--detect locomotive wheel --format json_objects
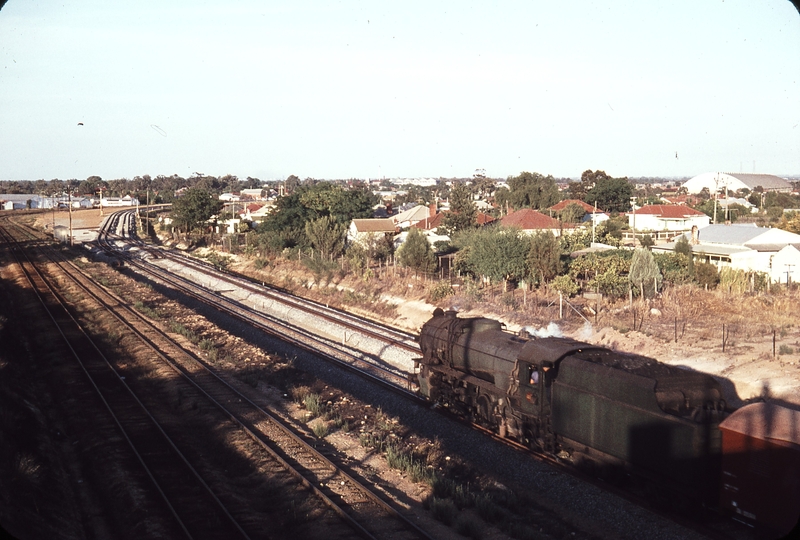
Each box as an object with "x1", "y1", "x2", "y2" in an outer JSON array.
[{"x1": 475, "y1": 395, "x2": 494, "y2": 427}]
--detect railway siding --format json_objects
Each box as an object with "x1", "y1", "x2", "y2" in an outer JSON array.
[{"x1": 148, "y1": 256, "x2": 420, "y2": 373}]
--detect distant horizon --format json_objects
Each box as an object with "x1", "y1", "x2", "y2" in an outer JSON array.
[{"x1": 3, "y1": 171, "x2": 800, "y2": 187}]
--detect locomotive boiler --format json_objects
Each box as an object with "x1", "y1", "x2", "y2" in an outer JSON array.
[{"x1": 417, "y1": 308, "x2": 729, "y2": 503}]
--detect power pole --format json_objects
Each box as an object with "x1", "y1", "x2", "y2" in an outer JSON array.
[{"x1": 68, "y1": 189, "x2": 73, "y2": 246}]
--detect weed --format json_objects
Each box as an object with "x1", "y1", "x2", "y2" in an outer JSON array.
[
  {"x1": 303, "y1": 393, "x2": 324, "y2": 417},
  {"x1": 431, "y1": 477, "x2": 474, "y2": 508},
  {"x1": 169, "y1": 321, "x2": 199, "y2": 344},
  {"x1": 359, "y1": 432, "x2": 387, "y2": 451},
  {"x1": 290, "y1": 385, "x2": 311, "y2": 402},
  {"x1": 133, "y1": 301, "x2": 160, "y2": 319},
  {"x1": 428, "y1": 497, "x2": 459, "y2": 526},
  {"x1": 474, "y1": 494, "x2": 505, "y2": 523},
  {"x1": 312, "y1": 422, "x2": 329, "y2": 439},
  {"x1": 779, "y1": 344, "x2": 794, "y2": 355},
  {"x1": 385, "y1": 445, "x2": 435, "y2": 484},
  {"x1": 454, "y1": 513, "x2": 484, "y2": 539}
]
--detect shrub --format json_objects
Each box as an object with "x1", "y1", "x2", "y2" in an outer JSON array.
[
  {"x1": 430, "y1": 281, "x2": 455, "y2": 302},
  {"x1": 694, "y1": 262, "x2": 719, "y2": 289},
  {"x1": 779, "y1": 344, "x2": 794, "y2": 355}
]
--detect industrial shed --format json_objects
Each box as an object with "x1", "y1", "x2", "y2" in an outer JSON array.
[{"x1": 682, "y1": 173, "x2": 792, "y2": 195}]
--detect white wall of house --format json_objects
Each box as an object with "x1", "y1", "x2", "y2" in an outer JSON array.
[
  {"x1": 630, "y1": 214, "x2": 710, "y2": 232},
  {"x1": 770, "y1": 245, "x2": 800, "y2": 284}
]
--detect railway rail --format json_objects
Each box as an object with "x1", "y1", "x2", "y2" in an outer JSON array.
[
  {"x1": 97, "y1": 210, "x2": 422, "y2": 395},
  {"x1": 0, "y1": 217, "x2": 437, "y2": 540}
]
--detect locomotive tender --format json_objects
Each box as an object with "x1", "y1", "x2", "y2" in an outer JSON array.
[{"x1": 417, "y1": 308, "x2": 728, "y2": 503}]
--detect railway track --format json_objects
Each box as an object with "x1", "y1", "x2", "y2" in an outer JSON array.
[
  {"x1": 97, "y1": 210, "x2": 422, "y2": 394},
  {"x1": 0, "y1": 217, "x2": 437, "y2": 540}
]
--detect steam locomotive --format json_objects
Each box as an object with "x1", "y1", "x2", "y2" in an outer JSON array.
[{"x1": 417, "y1": 309, "x2": 800, "y2": 537}]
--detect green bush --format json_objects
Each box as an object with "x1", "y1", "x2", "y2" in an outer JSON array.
[
  {"x1": 430, "y1": 281, "x2": 455, "y2": 302},
  {"x1": 694, "y1": 262, "x2": 719, "y2": 289}
]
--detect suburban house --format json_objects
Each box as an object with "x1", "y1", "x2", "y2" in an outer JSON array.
[
  {"x1": 346, "y1": 218, "x2": 397, "y2": 246},
  {"x1": 627, "y1": 205, "x2": 711, "y2": 241},
  {"x1": 242, "y1": 203, "x2": 272, "y2": 222},
  {"x1": 391, "y1": 204, "x2": 435, "y2": 228},
  {"x1": 395, "y1": 209, "x2": 496, "y2": 251},
  {"x1": 499, "y1": 208, "x2": 574, "y2": 236},
  {"x1": 239, "y1": 188, "x2": 267, "y2": 200},
  {"x1": 549, "y1": 199, "x2": 609, "y2": 226},
  {"x1": 652, "y1": 223, "x2": 800, "y2": 284}
]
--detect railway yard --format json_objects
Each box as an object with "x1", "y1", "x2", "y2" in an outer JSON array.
[{"x1": 1, "y1": 208, "x2": 798, "y2": 540}]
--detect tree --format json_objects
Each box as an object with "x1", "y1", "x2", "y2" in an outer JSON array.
[
  {"x1": 171, "y1": 188, "x2": 223, "y2": 233},
  {"x1": 559, "y1": 202, "x2": 586, "y2": 224},
  {"x1": 504, "y1": 171, "x2": 560, "y2": 211},
  {"x1": 396, "y1": 228, "x2": 436, "y2": 276},
  {"x1": 456, "y1": 227, "x2": 529, "y2": 289},
  {"x1": 585, "y1": 174, "x2": 633, "y2": 213},
  {"x1": 442, "y1": 182, "x2": 477, "y2": 234},
  {"x1": 629, "y1": 248, "x2": 662, "y2": 298},
  {"x1": 305, "y1": 216, "x2": 346, "y2": 259},
  {"x1": 674, "y1": 234, "x2": 694, "y2": 277},
  {"x1": 527, "y1": 232, "x2": 562, "y2": 286},
  {"x1": 638, "y1": 234, "x2": 654, "y2": 249}
]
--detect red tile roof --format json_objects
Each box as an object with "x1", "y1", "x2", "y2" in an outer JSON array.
[
  {"x1": 549, "y1": 199, "x2": 599, "y2": 213},
  {"x1": 412, "y1": 211, "x2": 496, "y2": 230},
  {"x1": 500, "y1": 208, "x2": 566, "y2": 230},
  {"x1": 630, "y1": 205, "x2": 707, "y2": 218}
]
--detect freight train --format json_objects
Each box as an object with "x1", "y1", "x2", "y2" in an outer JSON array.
[{"x1": 417, "y1": 309, "x2": 800, "y2": 538}]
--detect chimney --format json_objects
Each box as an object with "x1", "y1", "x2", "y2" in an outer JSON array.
[
  {"x1": 429, "y1": 202, "x2": 437, "y2": 217},
  {"x1": 691, "y1": 225, "x2": 699, "y2": 245}
]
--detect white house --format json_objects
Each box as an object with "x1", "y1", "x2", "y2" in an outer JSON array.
[
  {"x1": 628, "y1": 205, "x2": 710, "y2": 240},
  {"x1": 346, "y1": 218, "x2": 397, "y2": 246},
  {"x1": 653, "y1": 223, "x2": 800, "y2": 284}
]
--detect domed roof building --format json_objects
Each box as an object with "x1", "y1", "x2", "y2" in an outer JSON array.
[{"x1": 682, "y1": 172, "x2": 791, "y2": 194}]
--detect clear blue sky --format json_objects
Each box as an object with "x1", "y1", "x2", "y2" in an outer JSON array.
[{"x1": 1, "y1": 0, "x2": 799, "y2": 182}]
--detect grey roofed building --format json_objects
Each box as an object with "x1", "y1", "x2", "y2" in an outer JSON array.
[
  {"x1": 682, "y1": 172, "x2": 792, "y2": 194},
  {"x1": 653, "y1": 223, "x2": 800, "y2": 284}
]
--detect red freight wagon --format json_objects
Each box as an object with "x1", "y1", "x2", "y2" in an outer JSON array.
[{"x1": 719, "y1": 402, "x2": 800, "y2": 538}]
